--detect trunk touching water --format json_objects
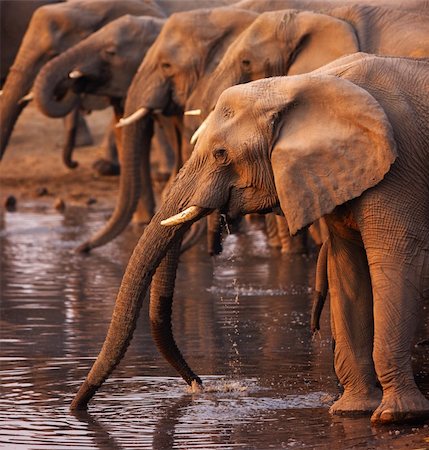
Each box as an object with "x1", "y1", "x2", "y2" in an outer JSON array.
[
  {"x1": 33, "y1": 47, "x2": 81, "y2": 118},
  {"x1": 150, "y1": 240, "x2": 202, "y2": 385},
  {"x1": 76, "y1": 117, "x2": 155, "y2": 253},
  {"x1": 71, "y1": 188, "x2": 208, "y2": 410}
]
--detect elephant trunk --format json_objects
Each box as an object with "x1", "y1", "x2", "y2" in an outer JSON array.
[
  {"x1": 0, "y1": 49, "x2": 39, "y2": 158},
  {"x1": 150, "y1": 240, "x2": 202, "y2": 386},
  {"x1": 76, "y1": 116, "x2": 155, "y2": 253},
  {"x1": 71, "y1": 186, "x2": 210, "y2": 410},
  {"x1": 33, "y1": 46, "x2": 81, "y2": 118},
  {"x1": 207, "y1": 211, "x2": 223, "y2": 255}
]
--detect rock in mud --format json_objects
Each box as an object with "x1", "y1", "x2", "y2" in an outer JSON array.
[{"x1": 4, "y1": 195, "x2": 17, "y2": 211}]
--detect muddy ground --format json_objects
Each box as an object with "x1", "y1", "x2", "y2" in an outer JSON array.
[{"x1": 1, "y1": 105, "x2": 121, "y2": 210}]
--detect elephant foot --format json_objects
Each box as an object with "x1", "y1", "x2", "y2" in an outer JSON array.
[
  {"x1": 370, "y1": 390, "x2": 429, "y2": 424},
  {"x1": 330, "y1": 388, "x2": 382, "y2": 416},
  {"x1": 92, "y1": 159, "x2": 120, "y2": 176}
]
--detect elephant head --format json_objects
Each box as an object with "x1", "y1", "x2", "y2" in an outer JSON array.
[
  {"x1": 0, "y1": 0, "x2": 165, "y2": 159},
  {"x1": 33, "y1": 14, "x2": 165, "y2": 168},
  {"x1": 71, "y1": 54, "x2": 398, "y2": 410},
  {"x1": 34, "y1": 15, "x2": 165, "y2": 118},
  {"x1": 200, "y1": 8, "x2": 359, "y2": 115},
  {"x1": 77, "y1": 7, "x2": 259, "y2": 252}
]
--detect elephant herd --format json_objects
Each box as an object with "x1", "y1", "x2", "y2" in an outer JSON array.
[{"x1": 1, "y1": 0, "x2": 429, "y2": 426}]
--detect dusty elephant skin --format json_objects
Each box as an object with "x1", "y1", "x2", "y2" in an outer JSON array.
[
  {"x1": 70, "y1": 54, "x2": 429, "y2": 425},
  {"x1": 76, "y1": 6, "x2": 259, "y2": 252}
]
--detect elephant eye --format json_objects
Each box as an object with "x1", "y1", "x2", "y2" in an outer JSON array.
[
  {"x1": 104, "y1": 48, "x2": 116, "y2": 57},
  {"x1": 161, "y1": 62, "x2": 172, "y2": 69},
  {"x1": 241, "y1": 59, "x2": 251, "y2": 68},
  {"x1": 213, "y1": 148, "x2": 228, "y2": 164}
]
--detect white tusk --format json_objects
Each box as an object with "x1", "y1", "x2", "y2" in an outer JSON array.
[
  {"x1": 115, "y1": 107, "x2": 149, "y2": 128},
  {"x1": 0, "y1": 90, "x2": 3, "y2": 96},
  {"x1": 69, "y1": 70, "x2": 83, "y2": 79},
  {"x1": 161, "y1": 206, "x2": 202, "y2": 226},
  {"x1": 184, "y1": 109, "x2": 201, "y2": 116},
  {"x1": 18, "y1": 92, "x2": 34, "y2": 104},
  {"x1": 190, "y1": 119, "x2": 208, "y2": 145}
]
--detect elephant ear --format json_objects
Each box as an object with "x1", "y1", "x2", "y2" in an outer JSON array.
[
  {"x1": 286, "y1": 11, "x2": 359, "y2": 76},
  {"x1": 270, "y1": 74, "x2": 397, "y2": 235}
]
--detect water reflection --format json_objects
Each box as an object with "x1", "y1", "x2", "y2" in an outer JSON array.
[{"x1": 1, "y1": 205, "x2": 428, "y2": 449}]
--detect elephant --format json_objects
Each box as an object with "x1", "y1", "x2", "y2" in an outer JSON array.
[
  {"x1": 0, "y1": 0, "x2": 63, "y2": 85},
  {"x1": 70, "y1": 53, "x2": 429, "y2": 425},
  {"x1": 75, "y1": 6, "x2": 260, "y2": 252},
  {"x1": 0, "y1": 0, "x2": 234, "y2": 160},
  {"x1": 33, "y1": 15, "x2": 166, "y2": 171},
  {"x1": 234, "y1": 0, "x2": 429, "y2": 13},
  {"x1": 199, "y1": 4, "x2": 429, "y2": 118},
  {"x1": 0, "y1": 0, "x2": 166, "y2": 161},
  {"x1": 187, "y1": 3, "x2": 429, "y2": 253}
]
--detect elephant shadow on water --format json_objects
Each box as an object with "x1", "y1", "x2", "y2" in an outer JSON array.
[{"x1": 70, "y1": 53, "x2": 429, "y2": 426}]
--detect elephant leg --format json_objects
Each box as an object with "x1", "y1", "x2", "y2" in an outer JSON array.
[
  {"x1": 74, "y1": 112, "x2": 93, "y2": 147},
  {"x1": 265, "y1": 213, "x2": 281, "y2": 248},
  {"x1": 328, "y1": 231, "x2": 381, "y2": 416},
  {"x1": 275, "y1": 216, "x2": 307, "y2": 254},
  {"x1": 366, "y1": 249, "x2": 429, "y2": 424}
]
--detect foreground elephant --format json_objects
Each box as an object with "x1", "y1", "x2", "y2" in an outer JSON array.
[
  {"x1": 190, "y1": 3, "x2": 429, "y2": 253},
  {"x1": 76, "y1": 6, "x2": 260, "y2": 252},
  {"x1": 71, "y1": 53, "x2": 429, "y2": 424}
]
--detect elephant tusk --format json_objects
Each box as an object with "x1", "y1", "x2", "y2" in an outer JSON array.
[
  {"x1": 184, "y1": 109, "x2": 201, "y2": 116},
  {"x1": 69, "y1": 70, "x2": 84, "y2": 79},
  {"x1": 115, "y1": 107, "x2": 149, "y2": 128},
  {"x1": 0, "y1": 90, "x2": 3, "y2": 96},
  {"x1": 18, "y1": 92, "x2": 34, "y2": 104},
  {"x1": 161, "y1": 206, "x2": 202, "y2": 226},
  {"x1": 190, "y1": 117, "x2": 209, "y2": 145}
]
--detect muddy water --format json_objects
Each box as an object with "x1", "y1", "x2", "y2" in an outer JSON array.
[{"x1": 1, "y1": 203, "x2": 428, "y2": 449}]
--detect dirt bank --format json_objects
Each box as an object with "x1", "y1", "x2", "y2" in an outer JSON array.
[{"x1": 0, "y1": 105, "x2": 119, "y2": 211}]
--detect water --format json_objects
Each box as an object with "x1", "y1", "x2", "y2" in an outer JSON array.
[{"x1": 1, "y1": 203, "x2": 428, "y2": 449}]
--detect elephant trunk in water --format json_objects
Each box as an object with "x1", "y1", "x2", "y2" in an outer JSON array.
[
  {"x1": 150, "y1": 240, "x2": 202, "y2": 385},
  {"x1": 76, "y1": 116, "x2": 155, "y2": 253},
  {"x1": 71, "y1": 178, "x2": 209, "y2": 409}
]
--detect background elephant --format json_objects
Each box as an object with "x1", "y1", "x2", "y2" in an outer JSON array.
[
  {"x1": 0, "y1": 0, "x2": 166, "y2": 160},
  {"x1": 33, "y1": 15, "x2": 166, "y2": 172},
  {"x1": 70, "y1": 53, "x2": 429, "y2": 425},
  {"x1": 0, "y1": 0, "x2": 63, "y2": 85},
  {"x1": 234, "y1": 0, "x2": 429, "y2": 13},
  {"x1": 0, "y1": 0, "x2": 234, "y2": 160},
  {"x1": 76, "y1": 6, "x2": 260, "y2": 252}
]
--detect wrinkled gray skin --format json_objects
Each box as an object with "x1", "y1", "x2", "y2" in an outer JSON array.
[
  {"x1": 76, "y1": 6, "x2": 260, "y2": 252},
  {"x1": 33, "y1": 15, "x2": 166, "y2": 169},
  {"x1": 0, "y1": 0, "x2": 166, "y2": 160},
  {"x1": 70, "y1": 54, "x2": 429, "y2": 425}
]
